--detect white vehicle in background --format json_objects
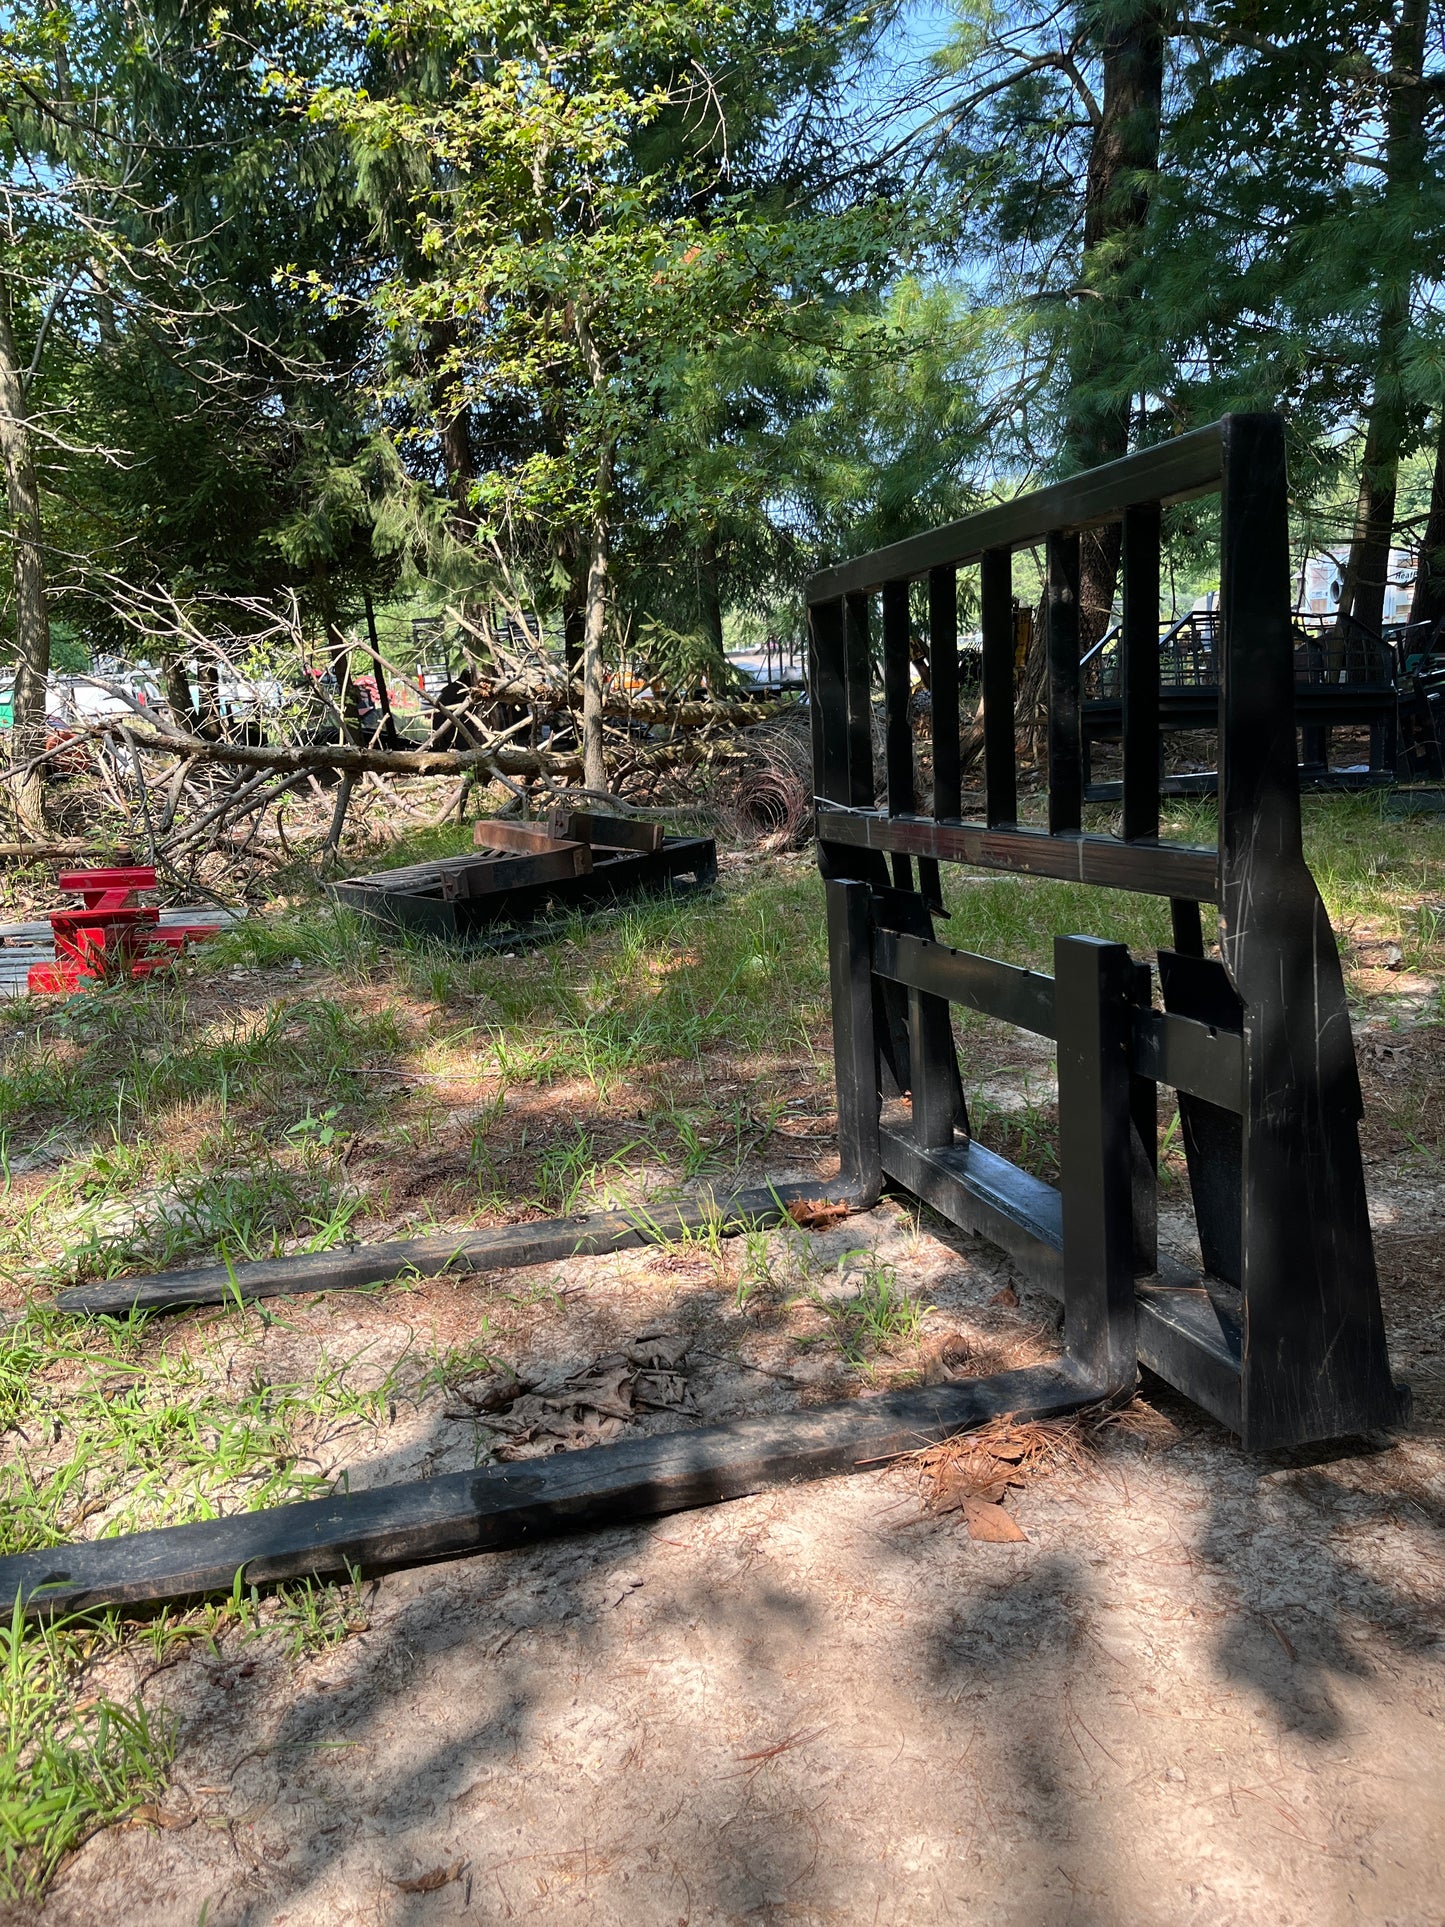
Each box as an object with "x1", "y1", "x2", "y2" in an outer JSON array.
[
  {"x1": 0, "y1": 670, "x2": 166, "y2": 731},
  {"x1": 50, "y1": 673, "x2": 166, "y2": 726},
  {"x1": 0, "y1": 663, "x2": 285, "y2": 738}
]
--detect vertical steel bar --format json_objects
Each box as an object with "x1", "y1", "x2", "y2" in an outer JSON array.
[
  {"x1": 881, "y1": 579, "x2": 914, "y2": 815},
  {"x1": 929, "y1": 567, "x2": 961, "y2": 821},
  {"x1": 844, "y1": 590, "x2": 874, "y2": 810},
  {"x1": 1047, "y1": 532, "x2": 1083, "y2": 834},
  {"x1": 1121, "y1": 502, "x2": 1161, "y2": 842},
  {"x1": 981, "y1": 547, "x2": 1017, "y2": 828},
  {"x1": 807, "y1": 599, "x2": 849, "y2": 807},
  {"x1": 826, "y1": 879, "x2": 882, "y2": 1204},
  {"x1": 881, "y1": 578, "x2": 915, "y2": 890},
  {"x1": 907, "y1": 985, "x2": 957, "y2": 1149},
  {"x1": 1129, "y1": 959, "x2": 1158, "y2": 1275},
  {"x1": 1218, "y1": 411, "x2": 1399, "y2": 1445},
  {"x1": 1168, "y1": 899, "x2": 1205, "y2": 956},
  {"x1": 1055, "y1": 934, "x2": 1138, "y2": 1396}
]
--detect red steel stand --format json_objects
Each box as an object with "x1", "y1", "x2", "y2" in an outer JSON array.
[{"x1": 27, "y1": 867, "x2": 219, "y2": 994}]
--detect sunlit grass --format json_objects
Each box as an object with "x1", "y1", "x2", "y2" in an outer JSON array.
[
  {"x1": 0, "y1": 1305, "x2": 406, "y2": 1555},
  {"x1": 0, "y1": 1598, "x2": 173, "y2": 1900}
]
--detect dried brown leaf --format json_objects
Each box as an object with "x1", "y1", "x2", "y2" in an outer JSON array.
[
  {"x1": 785, "y1": 1198, "x2": 849, "y2": 1229},
  {"x1": 454, "y1": 1370, "x2": 526, "y2": 1414},
  {"x1": 960, "y1": 1497, "x2": 1028, "y2": 1542},
  {"x1": 394, "y1": 1860, "x2": 468, "y2": 1894},
  {"x1": 918, "y1": 1330, "x2": 973, "y2": 1383},
  {"x1": 128, "y1": 1804, "x2": 193, "y2": 1831},
  {"x1": 628, "y1": 1331, "x2": 691, "y2": 1371}
]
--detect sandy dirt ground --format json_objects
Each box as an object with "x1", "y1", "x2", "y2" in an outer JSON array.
[{"x1": 14, "y1": 1126, "x2": 1445, "y2": 1927}]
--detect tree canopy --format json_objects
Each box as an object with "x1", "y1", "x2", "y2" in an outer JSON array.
[{"x1": 2, "y1": 0, "x2": 1444, "y2": 803}]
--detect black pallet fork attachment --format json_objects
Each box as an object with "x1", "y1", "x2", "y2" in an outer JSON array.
[
  {"x1": 0, "y1": 414, "x2": 1402, "y2": 1621},
  {"x1": 809, "y1": 411, "x2": 1408, "y2": 1454}
]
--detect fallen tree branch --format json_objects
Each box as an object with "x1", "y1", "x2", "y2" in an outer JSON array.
[
  {"x1": 471, "y1": 682, "x2": 796, "y2": 729},
  {"x1": 82, "y1": 719, "x2": 585, "y2": 781},
  {"x1": 0, "y1": 841, "x2": 137, "y2": 860},
  {"x1": 82, "y1": 717, "x2": 765, "y2": 784}
]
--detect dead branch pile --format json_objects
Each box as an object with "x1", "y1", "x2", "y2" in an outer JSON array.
[{"x1": 0, "y1": 585, "x2": 804, "y2": 888}]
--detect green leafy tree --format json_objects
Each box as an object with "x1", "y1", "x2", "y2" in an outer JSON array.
[{"x1": 311, "y1": 0, "x2": 904, "y2": 787}]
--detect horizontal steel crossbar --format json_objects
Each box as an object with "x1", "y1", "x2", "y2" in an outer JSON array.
[
  {"x1": 816, "y1": 806, "x2": 1220, "y2": 901},
  {"x1": 872, "y1": 928, "x2": 1245, "y2": 1111},
  {"x1": 879, "y1": 1128, "x2": 1063, "y2": 1291},
  {"x1": 807, "y1": 424, "x2": 1225, "y2": 600},
  {"x1": 872, "y1": 928, "x2": 1055, "y2": 1034}
]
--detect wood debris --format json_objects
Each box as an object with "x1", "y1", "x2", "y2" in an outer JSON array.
[
  {"x1": 393, "y1": 1859, "x2": 469, "y2": 1894},
  {"x1": 918, "y1": 1329, "x2": 974, "y2": 1383},
  {"x1": 785, "y1": 1197, "x2": 850, "y2": 1229}
]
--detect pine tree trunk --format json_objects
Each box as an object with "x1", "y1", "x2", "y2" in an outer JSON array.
[
  {"x1": 427, "y1": 320, "x2": 477, "y2": 543},
  {"x1": 1409, "y1": 410, "x2": 1445, "y2": 629},
  {"x1": 573, "y1": 305, "x2": 613, "y2": 796},
  {"x1": 1066, "y1": 0, "x2": 1164, "y2": 647},
  {"x1": 699, "y1": 534, "x2": 724, "y2": 667},
  {"x1": 0, "y1": 273, "x2": 51, "y2": 833},
  {"x1": 582, "y1": 446, "x2": 613, "y2": 796},
  {"x1": 1336, "y1": 0, "x2": 1429, "y2": 642},
  {"x1": 1021, "y1": 0, "x2": 1164, "y2": 740}
]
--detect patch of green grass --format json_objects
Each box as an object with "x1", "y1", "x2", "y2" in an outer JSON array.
[
  {"x1": 812, "y1": 1251, "x2": 928, "y2": 1364},
  {"x1": 384, "y1": 880, "x2": 832, "y2": 1093},
  {"x1": 0, "y1": 1308, "x2": 403, "y2": 1557},
  {"x1": 200, "y1": 903, "x2": 380, "y2": 978},
  {"x1": 0, "y1": 1125, "x2": 367, "y2": 1291},
  {"x1": 0, "y1": 986, "x2": 403, "y2": 1149},
  {"x1": 734, "y1": 1228, "x2": 779, "y2": 1313},
  {"x1": 968, "y1": 1087, "x2": 1060, "y2": 1182},
  {"x1": 0, "y1": 1598, "x2": 173, "y2": 1901},
  {"x1": 259, "y1": 1570, "x2": 372, "y2": 1662}
]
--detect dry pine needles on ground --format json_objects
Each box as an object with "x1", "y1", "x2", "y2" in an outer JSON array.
[{"x1": 905, "y1": 1401, "x2": 1180, "y2": 1542}]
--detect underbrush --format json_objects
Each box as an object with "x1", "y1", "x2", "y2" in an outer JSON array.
[{"x1": 0, "y1": 1600, "x2": 172, "y2": 1901}]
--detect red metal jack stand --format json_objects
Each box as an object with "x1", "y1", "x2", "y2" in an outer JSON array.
[{"x1": 27, "y1": 867, "x2": 219, "y2": 994}]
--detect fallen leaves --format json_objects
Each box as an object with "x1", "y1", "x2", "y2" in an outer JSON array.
[
  {"x1": 446, "y1": 1328, "x2": 696, "y2": 1459},
  {"x1": 127, "y1": 1803, "x2": 193, "y2": 1831},
  {"x1": 958, "y1": 1494, "x2": 1028, "y2": 1542},
  {"x1": 908, "y1": 1414, "x2": 1089, "y2": 1542},
  {"x1": 918, "y1": 1328, "x2": 973, "y2": 1383},
  {"x1": 785, "y1": 1197, "x2": 850, "y2": 1230},
  {"x1": 393, "y1": 1859, "x2": 468, "y2": 1894}
]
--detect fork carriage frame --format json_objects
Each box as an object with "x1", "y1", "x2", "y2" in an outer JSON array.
[
  {"x1": 809, "y1": 412, "x2": 1407, "y2": 1451},
  {"x1": 0, "y1": 417, "x2": 1412, "y2": 1621}
]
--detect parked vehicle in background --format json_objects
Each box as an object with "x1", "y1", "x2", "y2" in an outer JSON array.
[{"x1": 0, "y1": 670, "x2": 166, "y2": 731}]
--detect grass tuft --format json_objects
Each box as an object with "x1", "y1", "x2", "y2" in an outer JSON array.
[{"x1": 0, "y1": 1597, "x2": 173, "y2": 1900}]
